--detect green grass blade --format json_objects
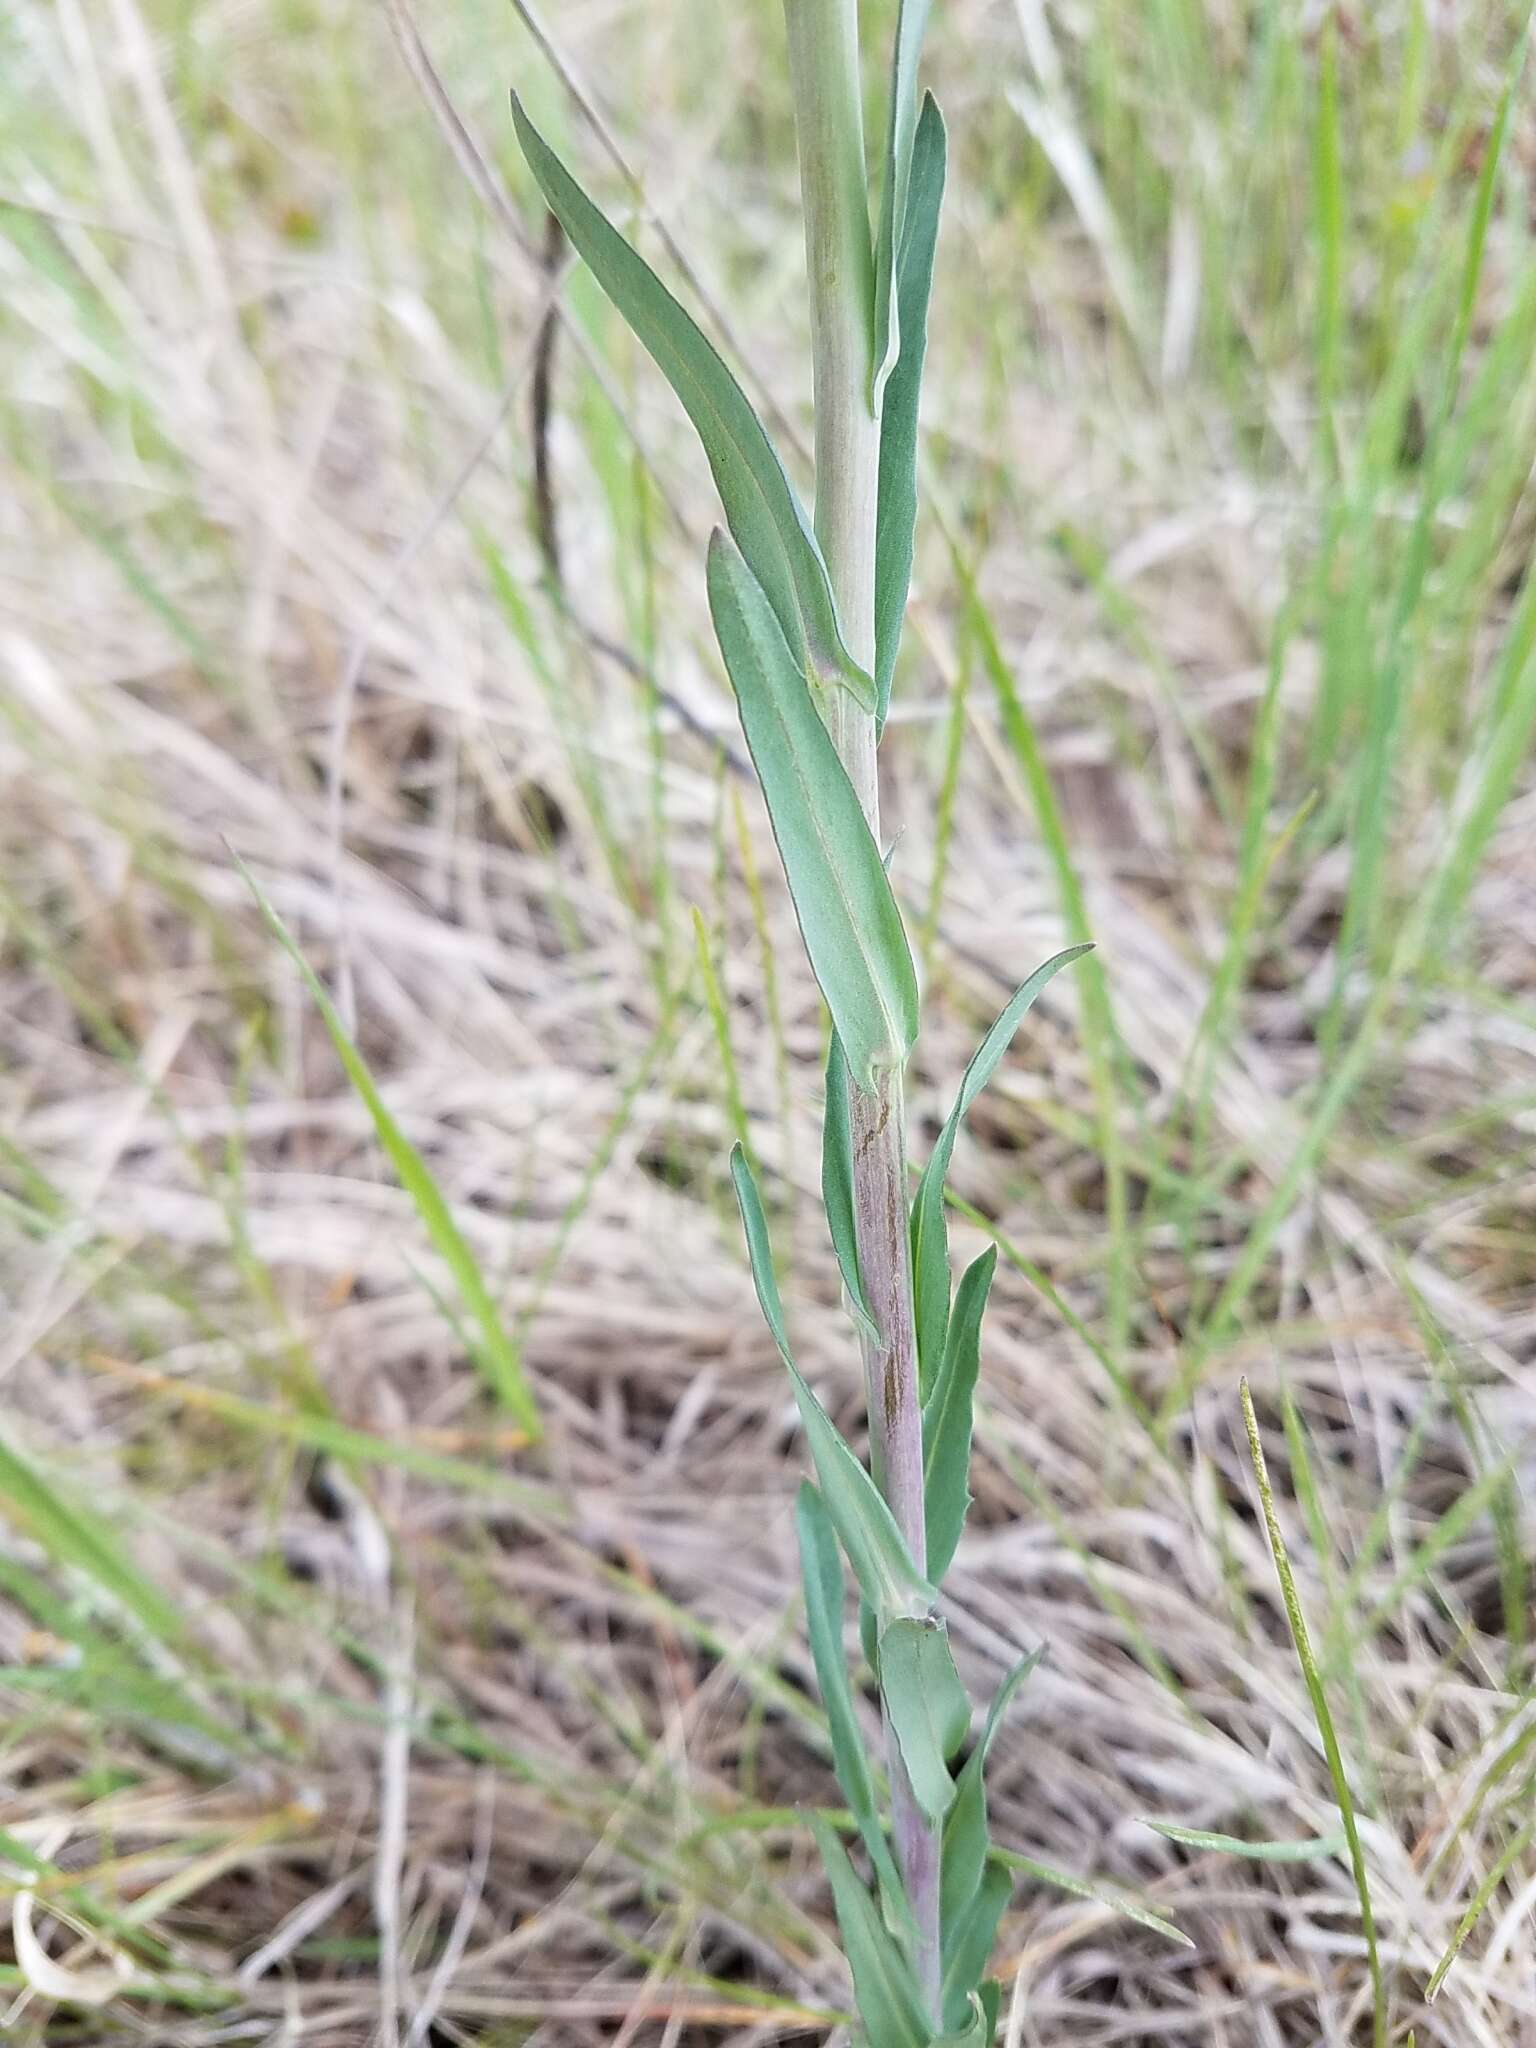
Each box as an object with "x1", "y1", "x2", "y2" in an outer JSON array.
[
  {"x1": 944, "y1": 498, "x2": 1129, "y2": 1355},
  {"x1": 1426, "y1": 549, "x2": 1536, "y2": 933},
  {"x1": 509, "y1": 94, "x2": 871, "y2": 707},
  {"x1": 1324, "y1": 19, "x2": 1530, "y2": 1033},
  {"x1": 1311, "y1": 11, "x2": 1344, "y2": 479},
  {"x1": 874, "y1": 92, "x2": 946, "y2": 726},
  {"x1": 97, "y1": 1360, "x2": 556, "y2": 1509},
  {"x1": 0, "y1": 1550, "x2": 224, "y2": 1746},
  {"x1": 708, "y1": 533, "x2": 919, "y2": 1092},
  {"x1": 1355, "y1": 1451, "x2": 1520, "y2": 1649},
  {"x1": 1240, "y1": 1380, "x2": 1386, "y2": 2047},
  {"x1": 1167, "y1": 984, "x2": 1395, "y2": 1407},
  {"x1": 0, "y1": 1435, "x2": 185, "y2": 1649},
  {"x1": 1440, "y1": 17, "x2": 1531, "y2": 408},
  {"x1": 922, "y1": 1246, "x2": 995, "y2": 1585},
  {"x1": 921, "y1": 620, "x2": 973, "y2": 966},
  {"x1": 1426, "y1": 1811, "x2": 1536, "y2": 1999},
  {"x1": 1140, "y1": 1819, "x2": 1348, "y2": 1863},
  {"x1": 990, "y1": 1850, "x2": 1192, "y2": 1948},
  {"x1": 239, "y1": 861, "x2": 541, "y2": 1435},
  {"x1": 692, "y1": 905, "x2": 754, "y2": 1163},
  {"x1": 951, "y1": 1192, "x2": 1151, "y2": 1431}
]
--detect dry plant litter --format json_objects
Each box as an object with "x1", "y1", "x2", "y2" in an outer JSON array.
[{"x1": 1, "y1": 0, "x2": 1535, "y2": 2043}]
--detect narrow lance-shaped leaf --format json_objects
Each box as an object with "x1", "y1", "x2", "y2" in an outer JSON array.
[
  {"x1": 1240, "y1": 1379, "x2": 1386, "y2": 2043},
  {"x1": 796, "y1": 1484, "x2": 916, "y2": 1946},
  {"x1": 881, "y1": 1616, "x2": 972, "y2": 1823},
  {"x1": 944, "y1": 1858, "x2": 1188, "y2": 2033},
  {"x1": 911, "y1": 945, "x2": 1093, "y2": 1391},
  {"x1": 731, "y1": 1148, "x2": 935, "y2": 1625},
  {"x1": 822, "y1": 1030, "x2": 879, "y2": 1343},
  {"x1": 809, "y1": 1815, "x2": 933, "y2": 2048},
  {"x1": 509, "y1": 94, "x2": 871, "y2": 709},
  {"x1": 1427, "y1": 1813, "x2": 1536, "y2": 2001},
  {"x1": 875, "y1": 93, "x2": 946, "y2": 728},
  {"x1": 239, "y1": 858, "x2": 542, "y2": 1435},
  {"x1": 989, "y1": 1849, "x2": 1191, "y2": 1949},
  {"x1": 922, "y1": 1246, "x2": 996, "y2": 1585},
  {"x1": 710, "y1": 536, "x2": 919, "y2": 1093},
  {"x1": 939, "y1": 1860, "x2": 1008, "y2": 2033},
  {"x1": 871, "y1": 0, "x2": 935, "y2": 414},
  {"x1": 1140, "y1": 1819, "x2": 1348, "y2": 1864},
  {"x1": 940, "y1": 1645, "x2": 1045, "y2": 1938}
]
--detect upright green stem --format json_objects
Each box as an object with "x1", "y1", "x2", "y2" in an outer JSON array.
[{"x1": 782, "y1": 0, "x2": 942, "y2": 2017}]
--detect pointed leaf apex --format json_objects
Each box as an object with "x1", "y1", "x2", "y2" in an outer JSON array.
[{"x1": 508, "y1": 97, "x2": 868, "y2": 698}]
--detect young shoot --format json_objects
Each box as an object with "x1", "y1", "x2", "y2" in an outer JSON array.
[{"x1": 512, "y1": 6, "x2": 1091, "y2": 2037}]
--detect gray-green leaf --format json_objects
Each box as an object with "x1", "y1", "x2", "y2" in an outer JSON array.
[
  {"x1": 1140, "y1": 1818, "x2": 1348, "y2": 1864},
  {"x1": 979, "y1": 1979, "x2": 1002, "y2": 2043},
  {"x1": 872, "y1": 0, "x2": 935, "y2": 415},
  {"x1": 823, "y1": 1032, "x2": 879, "y2": 1342},
  {"x1": 874, "y1": 93, "x2": 946, "y2": 729},
  {"x1": 240, "y1": 858, "x2": 541, "y2": 1435},
  {"x1": 731, "y1": 1147, "x2": 935, "y2": 1626},
  {"x1": 709, "y1": 536, "x2": 919, "y2": 1093},
  {"x1": 933, "y1": 1991, "x2": 991, "y2": 2048},
  {"x1": 922, "y1": 1246, "x2": 995, "y2": 1585},
  {"x1": 989, "y1": 1849, "x2": 1192, "y2": 1949},
  {"x1": 509, "y1": 94, "x2": 871, "y2": 708},
  {"x1": 797, "y1": 1484, "x2": 915, "y2": 1945},
  {"x1": 939, "y1": 1860, "x2": 1008, "y2": 2033},
  {"x1": 911, "y1": 946, "x2": 1093, "y2": 1389},
  {"x1": 810, "y1": 1813, "x2": 934, "y2": 2048},
  {"x1": 940, "y1": 1645, "x2": 1044, "y2": 1939},
  {"x1": 882, "y1": 1616, "x2": 972, "y2": 1823}
]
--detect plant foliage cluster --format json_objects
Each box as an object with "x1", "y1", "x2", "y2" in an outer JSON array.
[{"x1": 512, "y1": 8, "x2": 1091, "y2": 2037}]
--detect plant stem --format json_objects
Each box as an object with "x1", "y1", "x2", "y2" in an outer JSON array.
[{"x1": 782, "y1": 0, "x2": 942, "y2": 2017}]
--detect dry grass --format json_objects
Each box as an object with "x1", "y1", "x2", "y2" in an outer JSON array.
[{"x1": 2, "y1": 0, "x2": 1535, "y2": 2041}]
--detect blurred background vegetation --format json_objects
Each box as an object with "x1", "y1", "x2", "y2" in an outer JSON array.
[{"x1": 1, "y1": 1, "x2": 1534, "y2": 2041}]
